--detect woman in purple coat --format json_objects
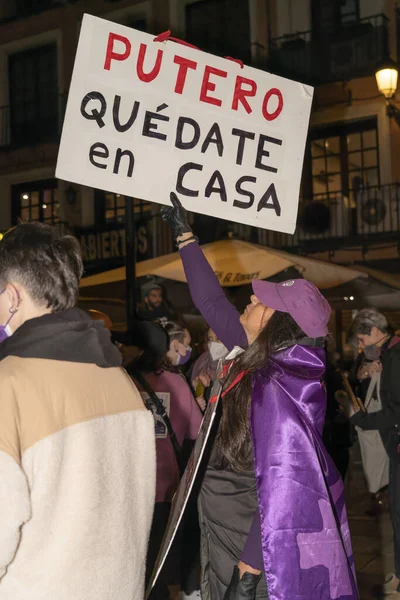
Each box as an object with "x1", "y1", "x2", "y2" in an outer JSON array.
[{"x1": 161, "y1": 194, "x2": 358, "y2": 600}]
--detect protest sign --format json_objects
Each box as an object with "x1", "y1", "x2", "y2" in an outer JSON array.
[
  {"x1": 145, "y1": 370, "x2": 223, "y2": 597},
  {"x1": 56, "y1": 14, "x2": 314, "y2": 234}
]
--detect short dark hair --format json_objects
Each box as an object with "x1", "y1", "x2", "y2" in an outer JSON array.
[{"x1": 0, "y1": 222, "x2": 83, "y2": 312}]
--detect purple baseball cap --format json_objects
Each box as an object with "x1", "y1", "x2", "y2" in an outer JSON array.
[{"x1": 252, "y1": 278, "x2": 331, "y2": 338}]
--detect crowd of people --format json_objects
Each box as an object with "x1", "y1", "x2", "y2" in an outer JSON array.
[{"x1": 0, "y1": 194, "x2": 399, "y2": 600}]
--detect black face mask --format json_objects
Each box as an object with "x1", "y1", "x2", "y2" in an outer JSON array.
[
  {"x1": 363, "y1": 344, "x2": 381, "y2": 361},
  {"x1": 363, "y1": 334, "x2": 389, "y2": 361}
]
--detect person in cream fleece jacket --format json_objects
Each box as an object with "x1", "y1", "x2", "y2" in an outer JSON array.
[{"x1": 0, "y1": 223, "x2": 156, "y2": 600}]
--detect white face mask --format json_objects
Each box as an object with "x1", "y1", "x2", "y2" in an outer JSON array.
[{"x1": 208, "y1": 341, "x2": 228, "y2": 361}]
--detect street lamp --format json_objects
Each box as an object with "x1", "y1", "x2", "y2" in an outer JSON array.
[
  {"x1": 375, "y1": 59, "x2": 400, "y2": 125},
  {"x1": 376, "y1": 59, "x2": 398, "y2": 99}
]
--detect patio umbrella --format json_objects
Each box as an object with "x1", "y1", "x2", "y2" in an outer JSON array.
[{"x1": 80, "y1": 239, "x2": 366, "y2": 290}]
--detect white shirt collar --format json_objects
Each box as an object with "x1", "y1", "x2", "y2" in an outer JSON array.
[{"x1": 225, "y1": 346, "x2": 245, "y2": 360}]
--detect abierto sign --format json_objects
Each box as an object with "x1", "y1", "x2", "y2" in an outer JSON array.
[{"x1": 56, "y1": 14, "x2": 314, "y2": 234}]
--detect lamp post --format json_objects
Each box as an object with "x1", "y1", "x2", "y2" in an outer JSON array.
[{"x1": 125, "y1": 196, "x2": 136, "y2": 333}]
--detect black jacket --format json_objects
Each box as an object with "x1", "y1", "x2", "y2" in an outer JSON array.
[{"x1": 351, "y1": 336, "x2": 400, "y2": 454}]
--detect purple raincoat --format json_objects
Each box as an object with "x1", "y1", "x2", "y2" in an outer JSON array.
[{"x1": 180, "y1": 242, "x2": 358, "y2": 600}]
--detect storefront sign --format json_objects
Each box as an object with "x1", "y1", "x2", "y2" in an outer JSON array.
[
  {"x1": 77, "y1": 222, "x2": 150, "y2": 272},
  {"x1": 215, "y1": 270, "x2": 261, "y2": 284}
]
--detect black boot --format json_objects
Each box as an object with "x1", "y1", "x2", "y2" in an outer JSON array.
[{"x1": 223, "y1": 566, "x2": 262, "y2": 600}]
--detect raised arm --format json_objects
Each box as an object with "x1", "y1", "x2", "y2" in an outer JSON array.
[
  {"x1": 179, "y1": 240, "x2": 246, "y2": 350},
  {"x1": 161, "y1": 194, "x2": 247, "y2": 351}
]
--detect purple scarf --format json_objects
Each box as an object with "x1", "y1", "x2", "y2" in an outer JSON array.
[{"x1": 251, "y1": 345, "x2": 358, "y2": 600}]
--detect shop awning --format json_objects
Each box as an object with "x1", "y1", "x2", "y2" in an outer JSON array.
[{"x1": 80, "y1": 239, "x2": 367, "y2": 290}]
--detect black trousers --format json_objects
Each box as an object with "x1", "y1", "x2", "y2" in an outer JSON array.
[
  {"x1": 180, "y1": 493, "x2": 201, "y2": 594},
  {"x1": 146, "y1": 503, "x2": 172, "y2": 600},
  {"x1": 389, "y1": 456, "x2": 400, "y2": 579},
  {"x1": 146, "y1": 500, "x2": 201, "y2": 598}
]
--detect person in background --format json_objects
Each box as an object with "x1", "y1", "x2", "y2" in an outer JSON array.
[
  {"x1": 127, "y1": 321, "x2": 203, "y2": 600},
  {"x1": 161, "y1": 193, "x2": 358, "y2": 600},
  {"x1": 191, "y1": 328, "x2": 229, "y2": 410},
  {"x1": 340, "y1": 309, "x2": 400, "y2": 598},
  {"x1": 162, "y1": 320, "x2": 193, "y2": 367},
  {"x1": 0, "y1": 223, "x2": 155, "y2": 600},
  {"x1": 137, "y1": 281, "x2": 177, "y2": 322},
  {"x1": 348, "y1": 340, "x2": 389, "y2": 516}
]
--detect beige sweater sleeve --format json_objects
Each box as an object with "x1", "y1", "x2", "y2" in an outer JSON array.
[{"x1": 0, "y1": 378, "x2": 31, "y2": 580}]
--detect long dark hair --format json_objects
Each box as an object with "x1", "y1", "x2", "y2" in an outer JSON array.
[{"x1": 215, "y1": 311, "x2": 305, "y2": 472}]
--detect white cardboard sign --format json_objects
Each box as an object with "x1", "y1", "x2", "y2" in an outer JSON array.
[{"x1": 56, "y1": 14, "x2": 314, "y2": 234}]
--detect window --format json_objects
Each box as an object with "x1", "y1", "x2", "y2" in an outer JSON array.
[
  {"x1": 127, "y1": 18, "x2": 146, "y2": 31},
  {"x1": 397, "y1": 8, "x2": 400, "y2": 63},
  {"x1": 15, "y1": 1, "x2": 54, "y2": 16},
  {"x1": 185, "y1": 0, "x2": 251, "y2": 62},
  {"x1": 8, "y1": 44, "x2": 58, "y2": 146},
  {"x1": 0, "y1": 1, "x2": 55, "y2": 21},
  {"x1": 307, "y1": 119, "x2": 379, "y2": 201},
  {"x1": 312, "y1": 0, "x2": 359, "y2": 36},
  {"x1": 12, "y1": 180, "x2": 60, "y2": 225},
  {"x1": 94, "y1": 191, "x2": 152, "y2": 225}
]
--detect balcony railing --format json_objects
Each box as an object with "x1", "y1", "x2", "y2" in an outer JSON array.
[
  {"x1": 0, "y1": 93, "x2": 66, "y2": 149},
  {"x1": 268, "y1": 14, "x2": 389, "y2": 85},
  {"x1": 255, "y1": 183, "x2": 400, "y2": 252},
  {"x1": 192, "y1": 184, "x2": 400, "y2": 252}
]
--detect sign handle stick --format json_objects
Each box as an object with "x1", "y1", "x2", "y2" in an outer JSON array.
[
  {"x1": 125, "y1": 196, "x2": 137, "y2": 330},
  {"x1": 336, "y1": 369, "x2": 366, "y2": 413}
]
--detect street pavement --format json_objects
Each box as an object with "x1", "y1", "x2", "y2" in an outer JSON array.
[{"x1": 347, "y1": 443, "x2": 393, "y2": 600}]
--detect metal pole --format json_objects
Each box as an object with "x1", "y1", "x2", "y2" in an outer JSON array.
[
  {"x1": 125, "y1": 196, "x2": 136, "y2": 332},
  {"x1": 335, "y1": 309, "x2": 343, "y2": 354},
  {"x1": 266, "y1": 0, "x2": 272, "y2": 50}
]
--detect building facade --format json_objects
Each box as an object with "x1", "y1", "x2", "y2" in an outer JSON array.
[
  {"x1": 0, "y1": 0, "x2": 172, "y2": 276},
  {"x1": 0, "y1": 0, "x2": 268, "y2": 276},
  {"x1": 266, "y1": 0, "x2": 400, "y2": 272},
  {"x1": 0, "y1": 0, "x2": 399, "y2": 330}
]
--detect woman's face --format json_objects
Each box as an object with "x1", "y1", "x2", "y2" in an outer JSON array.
[
  {"x1": 207, "y1": 329, "x2": 219, "y2": 343},
  {"x1": 240, "y1": 295, "x2": 275, "y2": 344},
  {"x1": 181, "y1": 329, "x2": 191, "y2": 350},
  {"x1": 167, "y1": 329, "x2": 192, "y2": 365}
]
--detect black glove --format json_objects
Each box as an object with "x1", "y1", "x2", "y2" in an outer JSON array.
[
  {"x1": 160, "y1": 192, "x2": 192, "y2": 240},
  {"x1": 223, "y1": 566, "x2": 262, "y2": 600}
]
